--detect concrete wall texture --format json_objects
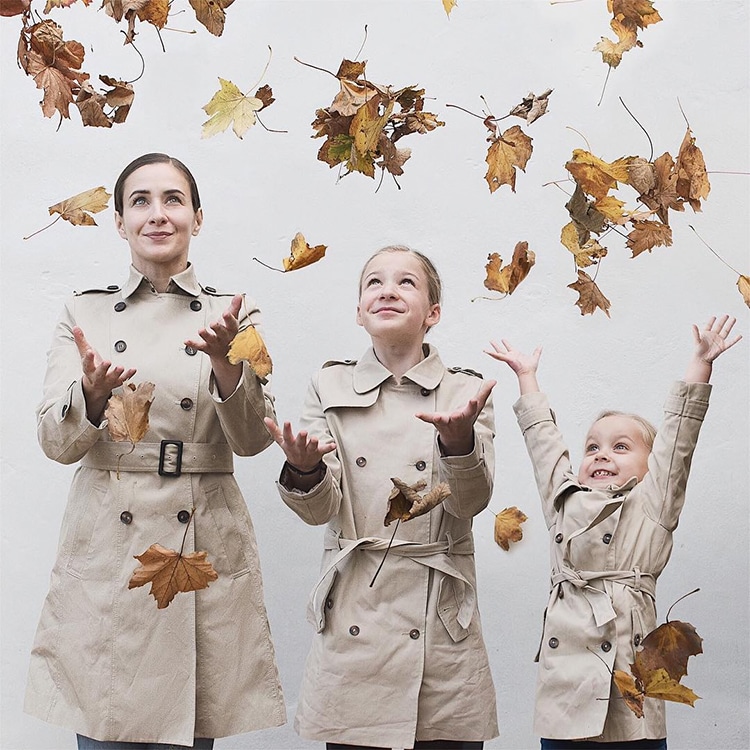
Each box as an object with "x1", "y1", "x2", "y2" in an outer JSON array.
[{"x1": 1, "y1": 1, "x2": 748, "y2": 748}]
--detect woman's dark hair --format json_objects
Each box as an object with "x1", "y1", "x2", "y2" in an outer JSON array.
[{"x1": 113, "y1": 153, "x2": 201, "y2": 215}]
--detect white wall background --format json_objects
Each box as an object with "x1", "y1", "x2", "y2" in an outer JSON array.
[{"x1": 1, "y1": 1, "x2": 748, "y2": 748}]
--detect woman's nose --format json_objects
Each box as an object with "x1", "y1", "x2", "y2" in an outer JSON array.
[{"x1": 148, "y1": 201, "x2": 167, "y2": 222}]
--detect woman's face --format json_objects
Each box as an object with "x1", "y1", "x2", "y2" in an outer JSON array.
[{"x1": 115, "y1": 162, "x2": 202, "y2": 278}]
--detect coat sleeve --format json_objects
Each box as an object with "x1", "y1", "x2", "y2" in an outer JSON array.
[
  {"x1": 36, "y1": 300, "x2": 109, "y2": 464},
  {"x1": 275, "y1": 372, "x2": 343, "y2": 525},
  {"x1": 513, "y1": 391, "x2": 575, "y2": 528},
  {"x1": 438, "y1": 389, "x2": 495, "y2": 519},
  {"x1": 208, "y1": 297, "x2": 277, "y2": 456},
  {"x1": 637, "y1": 380, "x2": 711, "y2": 531}
]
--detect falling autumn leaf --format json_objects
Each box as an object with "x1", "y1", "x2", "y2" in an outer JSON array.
[
  {"x1": 105, "y1": 381, "x2": 155, "y2": 445},
  {"x1": 76, "y1": 75, "x2": 134, "y2": 127},
  {"x1": 675, "y1": 128, "x2": 710, "y2": 212},
  {"x1": 227, "y1": 325, "x2": 273, "y2": 379},
  {"x1": 565, "y1": 185, "x2": 608, "y2": 235},
  {"x1": 508, "y1": 89, "x2": 553, "y2": 125},
  {"x1": 484, "y1": 124, "x2": 533, "y2": 193},
  {"x1": 568, "y1": 270, "x2": 611, "y2": 317},
  {"x1": 738, "y1": 275, "x2": 750, "y2": 307},
  {"x1": 626, "y1": 219, "x2": 673, "y2": 258},
  {"x1": 189, "y1": 0, "x2": 234, "y2": 36},
  {"x1": 565, "y1": 149, "x2": 634, "y2": 201},
  {"x1": 283, "y1": 232, "x2": 327, "y2": 272},
  {"x1": 128, "y1": 542, "x2": 218, "y2": 609},
  {"x1": 202, "y1": 78, "x2": 266, "y2": 139},
  {"x1": 484, "y1": 241, "x2": 536, "y2": 294},
  {"x1": 610, "y1": 0, "x2": 662, "y2": 29},
  {"x1": 560, "y1": 222, "x2": 608, "y2": 268},
  {"x1": 48, "y1": 185, "x2": 112, "y2": 227},
  {"x1": 493, "y1": 506, "x2": 528, "y2": 551},
  {"x1": 442, "y1": 0, "x2": 457, "y2": 16},
  {"x1": 1, "y1": 0, "x2": 31, "y2": 16},
  {"x1": 44, "y1": 0, "x2": 91, "y2": 12},
  {"x1": 383, "y1": 477, "x2": 451, "y2": 526},
  {"x1": 594, "y1": 15, "x2": 640, "y2": 68}
]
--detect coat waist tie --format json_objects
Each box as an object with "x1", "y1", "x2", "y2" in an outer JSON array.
[
  {"x1": 551, "y1": 566, "x2": 656, "y2": 627},
  {"x1": 308, "y1": 526, "x2": 476, "y2": 633},
  {"x1": 81, "y1": 440, "x2": 234, "y2": 473}
]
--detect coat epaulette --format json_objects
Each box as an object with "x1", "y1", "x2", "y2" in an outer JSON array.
[
  {"x1": 322, "y1": 358, "x2": 357, "y2": 368},
  {"x1": 200, "y1": 284, "x2": 235, "y2": 297},
  {"x1": 73, "y1": 285, "x2": 121, "y2": 296},
  {"x1": 447, "y1": 366, "x2": 484, "y2": 379}
]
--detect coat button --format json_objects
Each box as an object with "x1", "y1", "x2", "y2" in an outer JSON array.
[
  {"x1": 355, "y1": 456, "x2": 367, "y2": 467},
  {"x1": 185, "y1": 344, "x2": 197, "y2": 356},
  {"x1": 601, "y1": 641, "x2": 612, "y2": 652},
  {"x1": 349, "y1": 625, "x2": 360, "y2": 636},
  {"x1": 177, "y1": 510, "x2": 191, "y2": 524},
  {"x1": 190, "y1": 300, "x2": 202, "y2": 311},
  {"x1": 120, "y1": 511, "x2": 133, "y2": 525},
  {"x1": 114, "y1": 340, "x2": 127, "y2": 353},
  {"x1": 180, "y1": 398, "x2": 194, "y2": 410},
  {"x1": 634, "y1": 634, "x2": 642, "y2": 647},
  {"x1": 326, "y1": 598, "x2": 334, "y2": 609},
  {"x1": 415, "y1": 460, "x2": 427, "y2": 471},
  {"x1": 114, "y1": 301, "x2": 126, "y2": 312},
  {"x1": 107, "y1": 285, "x2": 119, "y2": 290},
  {"x1": 409, "y1": 629, "x2": 420, "y2": 640},
  {"x1": 548, "y1": 637, "x2": 559, "y2": 649},
  {"x1": 554, "y1": 533, "x2": 563, "y2": 543},
  {"x1": 420, "y1": 388, "x2": 430, "y2": 396},
  {"x1": 602, "y1": 533, "x2": 612, "y2": 544}
]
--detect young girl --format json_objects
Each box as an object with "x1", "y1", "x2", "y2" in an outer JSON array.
[
  {"x1": 264, "y1": 246, "x2": 499, "y2": 750},
  {"x1": 486, "y1": 315, "x2": 741, "y2": 749}
]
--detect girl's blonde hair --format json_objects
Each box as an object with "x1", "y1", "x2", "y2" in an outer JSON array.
[
  {"x1": 593, "y1": 410, "x2": 657, "y2": 451},
  {"x1": 358, "y1": 245, "x2": 443, "y2": 307}
]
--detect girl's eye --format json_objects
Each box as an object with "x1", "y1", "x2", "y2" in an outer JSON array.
[
  {"x1": 586, "y1": 444, "x2": 598, "y2": 453},
  {"x1": 366, "y1": 277, "x2": 381, "y2": 287},
  {"x1": 614, "y1": 443, "x2": 628, "y2": 451},
  {"x1": 401, "y1": 278, "x2": 415, "y2": 286}
]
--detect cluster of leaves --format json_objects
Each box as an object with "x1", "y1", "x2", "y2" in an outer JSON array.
[
  {"x1": 594, "y1": 0, "x2": 662, "y2": 69},
  {"x1": 309, "y1": 58, "x2": 444, "y2": 184},
  {"x1": 5, "y1": 0, "x2": 235, "y2": 127},
  {"x1": 561, "y1": 126, "x2": 711, "y2": 316},
  {"x1": 614, "y1": 617, "x2": 703, "y2": 717}
]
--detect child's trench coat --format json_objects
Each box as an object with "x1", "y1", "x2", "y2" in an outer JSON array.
[
  {"x1": 24, "y1": 265, "x2": 286, "y2": 745},
  {"x1": 513, "y1": 381, "x2": 711, "y2": 742},
  {"x1": 276, "y1": 345, "x2": 499, "y2": 749}
]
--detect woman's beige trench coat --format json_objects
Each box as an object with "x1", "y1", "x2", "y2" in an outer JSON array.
[
  {"x1": 513, "y1": 381, "x2": 711, "y2": 742},
  {"x1": 24, "y1": 265, "x2": 286, "y2": 745},
  {"x1": 276, "y1": 345, "x2": 499, "y2": 749}
]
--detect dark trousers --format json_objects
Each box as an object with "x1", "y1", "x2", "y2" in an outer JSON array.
[
  {"x1": 541, "y1": 739, "x2": 667, "y2": 749},
  {"x1": 77, "y1": 736, "x2": 214, "y2": 750},
  {"x1": 327, "y1": 742, "x2": 483, "y2": 750}
]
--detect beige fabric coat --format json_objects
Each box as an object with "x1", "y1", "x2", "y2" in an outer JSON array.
[
  {"x1": 513, "y1": 381, "x2": 711, "y2": 742},
  {"x1": 276, "y1": 345, "x2": 499, "y2": 749},
  {"x1": 24, "y1": 265, "x2": 286, "y2": 745}
]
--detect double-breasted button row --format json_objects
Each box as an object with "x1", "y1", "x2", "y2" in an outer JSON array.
[
  {"x1": 114, "y1": 340, "x2": 127, "y2": 353},
  {"x1": 114, "y1": 301, "x2": 126, "y2": 312},
  {"x1": 185, "y1": 345, "x2": 198, "y2": 356},
  {"x1": 554, "y1": 533, "x2": 564, "y2": 543},
  {"x1": 548, "y1": 636, "x2": 611, "y2": 652},
  {"x1": 548, "y1": 637, "x2": 559, "y2": 649},
  {"x1": 420, "y1": 388, "x2": 430, "y2": 397},
  {"x1": 113, "y1": 299, "x2": 203, "y2": 312},
  {"x1": 415, "y1": 460, "x2": 427, "y2": 471},
  {"x1": 326, "y1": 598, "x2": 334, "y2": 609},
  {"x1": 355, "y1": 457, "x2": 367, "y2": 467},
  {"x1": 180, "y1": 398, "x2": 194, "y2": 410},
  {"x1": 121, "y1": 510, "x2": 191, "y2": 524}
]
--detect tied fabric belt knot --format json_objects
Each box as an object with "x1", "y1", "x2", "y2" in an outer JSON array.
[
  {"x1": 308, "y1": 527, "x2": 476, "y2": 633},
  {"x1": 551, "y1": 565, "x2": 656, "y2": 627}
]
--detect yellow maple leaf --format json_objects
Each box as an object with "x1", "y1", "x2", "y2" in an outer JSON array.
[
  {"x1": 283, "y1": 232, "x2": 327, "y2": 272},
  {"x1": 484, "y1": 242, "x2": 536, "y2": 294},
  {"x1": 442, "y1": 0, "x2": 457, "y2": 16},
  {"x1": 566, "y1": 149, "x2": 634, "y2": 201},
  {"x1": 485, "y1": 125, "x2": 533, "y2": 193},
  {"x1": 738, "y1": 275, "x2": 750, "y2": 307},
  {"x1": 227, "y1": 326, "x2": 273, "y2": 379},
  {"x1": 201, "y1": 77, "x2": 263, "y2": 139},
  {"x1": 594, "y1": 14, "x2": 640, "y2": 68},
  {"x1": 594, "y1": 195, "x2": 627, "y2": 224},
  {"x1": 351, "y1": 95, "x2": 394, "y2": 174},
  {"x1": 49, "y1": 186, "x2": 111, "y2": 226},
  {"x1": 560, "y1": 222, "x2": 608, "y2": 268},
  {"x1": 494, "y1": 506, "x2": 528, "y2": 551}
]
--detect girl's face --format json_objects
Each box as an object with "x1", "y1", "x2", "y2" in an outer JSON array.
[
  {"x1": 115, "y1": 162, "x2": 202, "y2": 278},
  {"x1": 577, "y1": 414, "x2": 651, "y2": 489},
  {"x1": 356, "y1": 251, "x2": 441, "y2": 344}
]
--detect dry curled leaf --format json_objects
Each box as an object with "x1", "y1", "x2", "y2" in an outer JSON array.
[
  {"x1": 76, "y1": 75, "x2": 134, "y2": 127},
  {"x1": 384, "y1": 477, "x2": 451, "y2": 526},
  {"x1": 594, "y1": 0, "x2": 661, "y2": 69},
  {"x1": 565, "y1": 149, "x2": 634, "y2": 202},
  {"x1": 494, "y1": 506, "x2": 528, "y2": 551},
  {"x1": 560, "y1": 222, "x2": 608, "y2": 269},
  {"x1": 484, "y1": 242, "x2": 536, "y2": 294},
  {"x1": 105, "y1": 381, "x2": 155, "y2": 445},
  {"x1": 189, "y1": 0, "x2": 234, "y2": 36},
  {"x1": 201, "y1": 78, "x2": 266, "y2": 139},
  {"x1": 49, "y1": 186, "x2": 112, "y2": 227},
  {"x1": 738, "y1": 275, "x2": 750, "y2": 307},
  {"x1": 675, "y1": 128, "x2": 710, "y2": 212},
  {"x1": 44, "y1": 0, "x2": 91, "y2": 11},
  {"x1": 508, "y1": 89, "x2": 553, "y2": 125},
  {"x1": 128, "y1": 542, "x2": 218, "y2": 609},
  {"x1": 568, "y1": 270, "x2": 611, "y2": 317},
  {"x1": 1, "y1": 0, "x2": 31, "y2": 16},
  {"x1": 484, "y1": 124, "x2": 533, "y2": 193},
  {"x1": 626, "y1": 219, "x2": 673, "y2": 258},
  {"x1": 283, "y1": 232, "x2": 327, "y2": 272},
  {"x1": 442, "y1": 0, "x2": 457, "y2": 16},
  {"x1": 227, "y1": 326, "x2": 272, "y2": 379}
]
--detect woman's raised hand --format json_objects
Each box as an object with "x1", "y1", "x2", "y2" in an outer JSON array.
[
  {"x1": 415, "y1": 379, "x2": 496, "y2": 456},
  {"x1": 187, "y1": 293, "x2": 243, "y2": 361},
  {"x1": 263, "y1": 418, "x2": 337, "y2": 473}
]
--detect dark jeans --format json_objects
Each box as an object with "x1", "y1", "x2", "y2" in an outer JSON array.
[
  {"x1": 541, "y1": 740, "x2": 666, "y2": 749},
  {"x1": 327, "y1": 742, "x2": 484, "y2": 750},
  {"x1": 77, "y1": 736, "x2": 214, "y2": 750}
]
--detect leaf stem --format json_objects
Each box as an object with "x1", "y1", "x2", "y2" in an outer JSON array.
[
  {"x1": 369, "y1": 519, "x2": 399, "y2": 587},
  {"x1": 353, "y1": 24, "x2": 368, "y2": 61},
  {"x1": 566, "y1": 126, "x2": 592, "y2": 153},
  {"x1": 444, "y1": 103, "x2": 486, "y2": 121},
  {"x1": 23, "y1": 214, "x2": 61, "y2": 240},
  {"x1": 688, "y1": 225, "x2": 742, "y2": 276},
  {"x1": 254, "y1": 113, "x2": 288, "y2": 134},
  {"x1": 177, "y1": 509, "x2": 195, "y2": 557},
  {"x1": 252, "y1": 257, "x2": 285, "y2": 273},
  {"x1": 597, "y1": 64, "x2": 612, "y2": 108},
  {"x1": 294, "y1": 56, "x2": 337, "y2": 79},
  {"x1": 619, "y1": 97, "x2": 653, "y2": 162},
  {"x1": 665, "y1": 587, "x2": 700, "y2": 623},
  {"x1": 246, "y1": 45, "x2": 273, "y2": 95}
]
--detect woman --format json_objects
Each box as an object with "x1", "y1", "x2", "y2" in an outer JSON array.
[
  {"x1": 265, "y1": 246, "x2": 499, "y2": 750},
  {"x1": 24, "y1": 153, "x2": 286, "y2": 748}
]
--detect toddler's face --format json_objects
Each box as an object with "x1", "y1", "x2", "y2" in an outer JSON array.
[{"x1": 577, "y1": 414, "x2": 651, "y2": 489}]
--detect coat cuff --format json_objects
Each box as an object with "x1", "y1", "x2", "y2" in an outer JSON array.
[
  {"x1": 664, "y1": 380, "x2": 711, "y2": 420},
  {"x1": 513, "y1": 391, "x2": 554, "y2": 433}
]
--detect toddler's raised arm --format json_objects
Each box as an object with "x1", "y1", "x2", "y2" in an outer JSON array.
[
  {"x1": 485, "y1": 339, "x2": 542, "y2": 395},
  {"x1": 685, "y1": 315, "x2": 742, "y2": 384}
]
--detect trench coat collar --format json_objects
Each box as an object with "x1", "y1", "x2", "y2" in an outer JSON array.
[
  {"x1": 352, "y1": 344, "x2": 445, "y2": 394},
  {"x1": 121, "y1": 263, "x2": 201, "y2": 299}
]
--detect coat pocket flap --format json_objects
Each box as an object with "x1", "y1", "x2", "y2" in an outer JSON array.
[{"x1": 437, "y1": 575, "x2": 470, "y2": 643}]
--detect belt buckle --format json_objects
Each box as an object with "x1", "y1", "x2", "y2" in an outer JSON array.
[{"x1": 158, "y1": 439, "x2": 183, "y2": 477}]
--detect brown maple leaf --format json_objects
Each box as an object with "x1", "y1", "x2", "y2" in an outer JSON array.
[
  {"x1": 609, "y1": 0, "x2": 662, "y2": 29},
  {"x1": 76, "y1": 75, "x2": 134, "y2": 127},
  {"x1": 565, "y1": 185, "x2": 608, "y2": 235},
  {"x1": 628, "y1": 156, "x2": 657, "y2": 194},
  {"x1": 566, "y1": 149, "x2": 634, "y2": 201},
  {"x1": 1, "y1": 0, "x2": 31, "y2": 16},
  {"x1": 484, "y1": 242, "x2": 536, "y2": 294},
  {"x1": 44, "y1": 0, "x2": 91, "y2": 12},
  {"x1": 484, "y1": 124, "x2": 533, "y2": 193},
  {"x1": 568, "y1": 270, "x2": 611, "y2": 317},
  {"x1": 227, "y1": 325, "x2": 272, "y2": 379},
  {"x1": 331, "y1": 76, "x2": 377, "y2": 117},
  {"x1": 494, "y1": 506, "x2": 528, "y2": 551},
  {"x1": 508, "y1": 89, "x2": 553, "y2": 125},
  {"x1": 128, "y1": 541, "x2": 218, "y2": 609},
  {"x1": 626, "y1": 219, "x2": 673, "y2": 258},
  {"x1": 675, "y1": 128, "x2": 710, "y2": 212},
  {"x1": 560, "y1": 222, "x2": 608, "y2": 268},
  {"x1": 383, "y1": 478, "x2": 451, "y2": 526},
  {"x1": 105, "y1": 381, "x2": 155, "y2": 445},
  {"x1": 378, "y1": 134, "x2": 412, "y2": 176},
  {"x1": 49, "y1": 185, "x2": 111, "y2": 226},
  {"x1": 639, "y1": 152, "x2": 682, "y2": 224},
  {"x1": 189, "y1": 0, "x2": 234, "y2": 36},
  {"x1": 738, "y1": 275, "x2": 750, "y2": 307},
  {"x1": 283, "y1": 232, "x2": 327, "y2": 272}
]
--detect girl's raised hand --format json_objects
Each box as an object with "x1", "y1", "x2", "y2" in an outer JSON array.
[
  {"x1": 415, "y1": 379, "x2": 496, "y2": 456},
  {"x1": 693, "y1": 315, "x2": 742, "y2": 363},
  {"x1": 485, "y1": 339, "x2": 541, "y2": 374},
  {"x1": 263, "y1": 417, "x2": 337, "y2": 473}
]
